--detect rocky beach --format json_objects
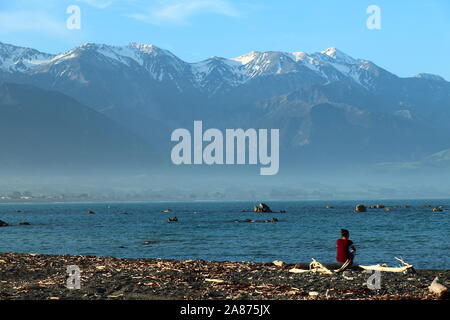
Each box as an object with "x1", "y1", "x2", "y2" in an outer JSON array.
[{"x1": 0, "y1": 253, "x2": 448, "y2": 300}]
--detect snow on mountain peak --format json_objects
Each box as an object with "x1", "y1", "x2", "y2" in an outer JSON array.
[
  {"x1": 232, "y1": 51, "x2": 260, "y2": 65},
  {"x1": 0, "y1": 42, "x2": 54, "y2": 72},
  {"x1": 320, "y1": 47, "x2": 357, "y2": 64},
  {"x1": 415, "y1": 73, "x2": 446, "y2": 82}
]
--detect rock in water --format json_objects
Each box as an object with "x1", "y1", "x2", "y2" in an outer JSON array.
[
  {"x1": 0, "y1": 220, "x2": 8, "y2": 227},
  {"x1": 432, "y1": 207, "x2": 443, "y2": 212},
  {"x1": 168, "y1": 217, "x2": 178, "y2": 222},
  {"x1": 355, "y1": 204, "x2": 367, "y2": 212},
  {"x1": 18, "y1": 222, "x2": 31, "y2": 225},
  {"x1": 253, "y1": 203, "x2": 272, "y2": 213},
  {"x1": 428, "y1": 277, "x2": 448, "y2": 298},
  {"x1": 86, "y1": 210, "x2": 95, "y2": 215}
]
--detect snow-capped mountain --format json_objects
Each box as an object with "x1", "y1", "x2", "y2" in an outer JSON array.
[
  {"x1": 0, "y1": 42, "x2": 54, "y2": 73},
  {"x1": 0, "y1": 41, "x2": 399, "y2": 92},
  {"x1": 1, "y1": 40, "x2": 450, "y2": 169}
]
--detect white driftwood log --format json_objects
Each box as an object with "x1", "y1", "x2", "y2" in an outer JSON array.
[
  {"x1": 428, "y1": 277, "x2": 448, "y2": 298},
  {"x1": 289, "y1": 258, "x2": 333, "y2": 274},
  {"x1": 359, "y1": 257, "x2": 413, "y2": 273},
  {"x1": 272, "y1": 260, "x2": 285, "y2": 267}
]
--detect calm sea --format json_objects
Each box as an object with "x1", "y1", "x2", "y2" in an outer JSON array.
[{"x1": 0, "y1": 200, "x2": 449, "y2": 269}]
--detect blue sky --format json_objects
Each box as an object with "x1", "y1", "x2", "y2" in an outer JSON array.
[{"x1": 1, "y1": 0, "x2": 449, "y2": 79}]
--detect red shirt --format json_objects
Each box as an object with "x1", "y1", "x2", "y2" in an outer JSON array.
[{"x1": 336, "y1": 238, "x2": 353, "y2": 262}]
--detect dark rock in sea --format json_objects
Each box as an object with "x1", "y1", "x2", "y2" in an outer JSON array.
[
  {"x1": 18, "y1": 222, "x2": 30, "y2": 225},
  {"x1": 118, "y1": 246, "x2": 127, "y2": 249},
  {"x1": 241, "y1": 209, "x2": 249, "y2": 212},
  {"x1": 0, "y1": 220, "x2": 9, "y2": 227},
  {"x1": 355, "y1": 204, "x2": 367, "y2": 212},
  {"x1": 168, "y1": 217, "x2": 178, "y2": 222},
  {"x1": 253, "y1": 203, "x2": 272, "y2": 213},
  {"x1": 279, "y1": 210, "x2": 286, "y2": 213},
  {"x1": 16, "y1": 210, "x2": 23, "y2": 213},
  {"x1": 86, "y1": 210, "x2": 95, "y2": 215}
]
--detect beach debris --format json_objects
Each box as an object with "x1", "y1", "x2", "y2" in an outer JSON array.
[
  {"x1": 359, "y1": 257, "x2": 414, "y2": 273},
  {"x1": 310, "y1": 258, "x2": 333, "y2": 274},
  {"x1": 289, "y1": 268, "x2": 310, "y2": 274},
  {"x1": 325, "y1": 206, "x2": 334, "y2": 209},
  {"x1": 355, "y1": 204, "x2": 367, "y2": 212},
  {"x1": 253, "y1": 203, "x2": 272, "y2": 213},
  {"x1": 162, "y1": 209, "x2": 173, "y2": 213},
  {"x1": 205, "y1": 279, "x2": 224, "y2": 283},
  {"x1": 86, "y1": 210, "x2": 95, "y2": 215},
  {"x1": 289, "y1": 258, "x2": 333, "y2": 275},
  {"x1": 334, "y1": 259, "x2": 352, "y2": 273},
  {"x1": 428, "y1": 277, "x2": 448, "y2": 299},
  {"x1": 308, "y1": 291, "x2": 319, "y2": 297},
  {"x1": 0, "y1": 220, "x2": 9, "y2": 227},
  {"x1": 18, "y1": 222, "x2": 31, "y2": 225},
  {"x1": 272, "y1": 260, "x2": 285, "y2": 267},
  {"x1": 168, "y1": 217, "x2": 178, "y2": 222}
]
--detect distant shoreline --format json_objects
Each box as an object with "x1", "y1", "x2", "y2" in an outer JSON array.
[
  {"x1": 0, "y1": 252, "x2": 448, "y2": 300},
  {"x1": 2, "y1": 197, "x2": 450, "y2": 205}
]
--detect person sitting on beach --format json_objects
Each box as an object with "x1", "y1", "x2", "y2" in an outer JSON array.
[{"x1": 336, "y1": 229, "x2": 356, "y2": 267}]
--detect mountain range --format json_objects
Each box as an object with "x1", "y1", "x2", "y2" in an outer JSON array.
[{"x1": 1, "y1": 41, "x2": 450, "y2": 174}]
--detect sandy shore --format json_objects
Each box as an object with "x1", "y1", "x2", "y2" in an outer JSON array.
[{"x1": 0, "y1": 252, "x2": 448, "y2": 300}]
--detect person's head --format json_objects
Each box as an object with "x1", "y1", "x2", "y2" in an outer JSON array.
[{"x1": 341, "y1": 229, "x2": 350, "y2": 239}]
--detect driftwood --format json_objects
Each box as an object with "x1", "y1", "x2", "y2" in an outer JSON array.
[
  {"x1": 334, "y1": 259, "x2": 352, "y2": 273},
  {"x1": 428, "y1": 277, "x2": 447, "y2": 298},
  {"x1": 289, "y1": 258, "x2": 333, "y2": 274},
  {"x1": 272, "y1": 260, "x2": 285, "y2": 267},
  {"x1": 359, "y1": 257, "x2": 414, "y2": 273}
]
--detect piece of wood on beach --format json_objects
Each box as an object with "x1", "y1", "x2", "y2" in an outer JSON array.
[
  {"x1": 205, "y1": 279, "x2": 225, "y2": 283},
  {"x1": 289, "y1": 268, "x2": 310, "y2": 274},
  {"x1": 289, "y1": 258, "x2": 333, "y2": 274},
  {"x1": 272, "y1": 260, "x2": 285, "y2": 267},
  {"x1": 359, "y1": 257, "x2": 414, "y2": 273},
  {"x1": 428, "y1": 277, "x2": 448, "y2": 298}
]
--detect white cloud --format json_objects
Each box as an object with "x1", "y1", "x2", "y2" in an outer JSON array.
[
  {"x1": 126, "y1": 0, "x2": 240, "y2": 25},
  {"x1": 0, "y1": 11, "x2": 68, "y2": 35}
]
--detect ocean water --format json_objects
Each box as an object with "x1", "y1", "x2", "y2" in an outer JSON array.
[{"x1": 0, "y1": 200, "x2": 449, "y2": 269}]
